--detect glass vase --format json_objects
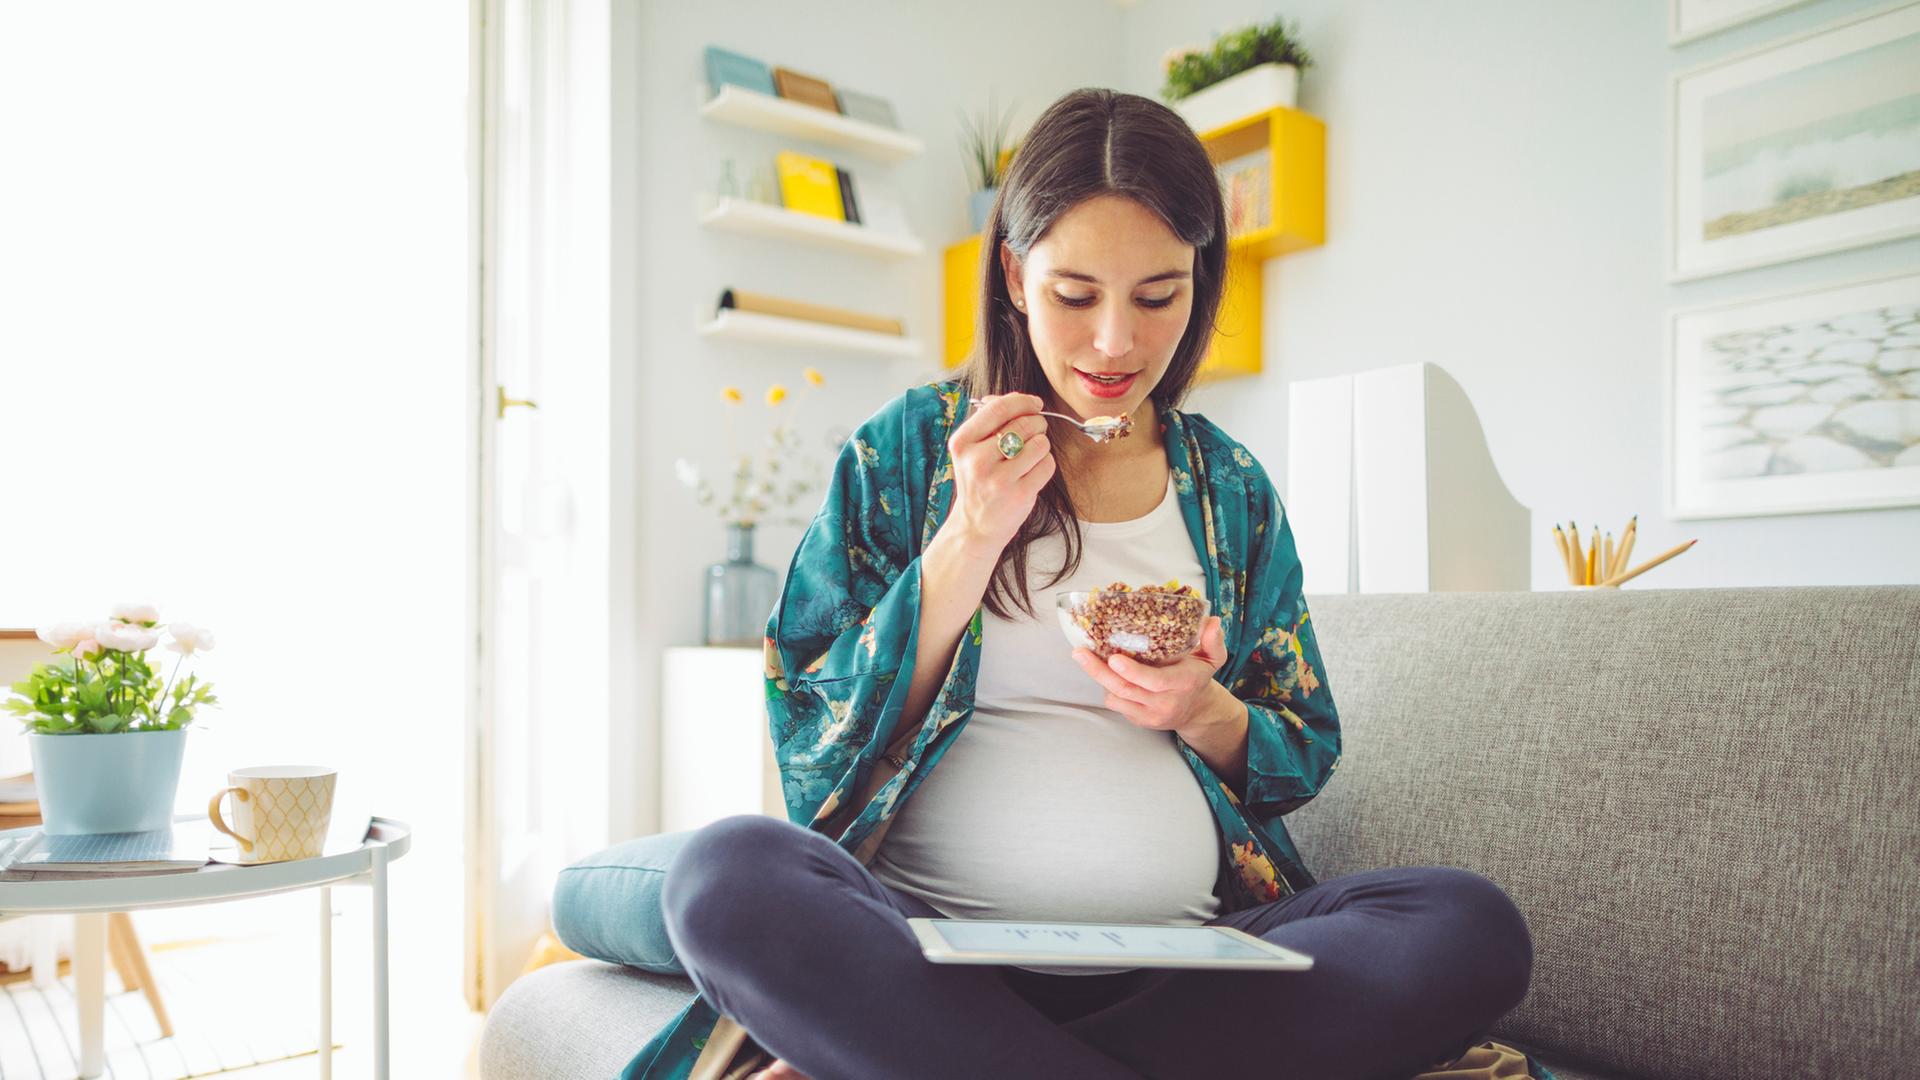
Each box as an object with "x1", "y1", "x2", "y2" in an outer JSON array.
[{"x1": 704, "y1": 522, "x2": 779, "y2": 647}]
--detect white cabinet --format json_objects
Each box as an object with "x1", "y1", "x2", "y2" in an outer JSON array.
[
  {"x1": 1287, "y1": 362, "x2": 1532, "y2": 594},
  {"x1": 660, "y1": 647, "x2": 785, "y2": 833}
]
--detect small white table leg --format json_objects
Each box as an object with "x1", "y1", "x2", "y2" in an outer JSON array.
[
  {"x1": 73, "y1": 912, "x2": 107, "y2": 1079},
  {"x1": 319, "y1": 885, "x2": 333, "y2": 1080},
  {"x1": 371, "y1": 840, "x2": 390, "y2": 1080},
  {"x1": 30, "y1": 916, "x2": 58, "y2": 989}
]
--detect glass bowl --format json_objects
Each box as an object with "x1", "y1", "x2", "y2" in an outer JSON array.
[{"x1": 1056, "y1": 584, "x2": 1209, "y2": 666}]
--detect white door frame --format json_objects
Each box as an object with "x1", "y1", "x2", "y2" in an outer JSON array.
[{"x1": 465, "y1": 0, "x2": 614, "y2": 1011}]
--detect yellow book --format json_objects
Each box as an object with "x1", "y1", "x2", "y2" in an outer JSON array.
[{"x1": 775, "y1": 151, "x2": 844, "y2": 222}]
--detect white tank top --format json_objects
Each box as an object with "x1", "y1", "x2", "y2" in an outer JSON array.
[{"x1": 871, "y1": 475, "x2": 1222, "y2": 971}]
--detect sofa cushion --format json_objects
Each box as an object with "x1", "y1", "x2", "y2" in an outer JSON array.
[
  {"x1": 551, "y1": 829, "x2": 693, "y2": 976},
  {"x1": 1294, "y1": 587, "x2": 1920, "y2": 1080},
  {"x1": 480, "y1": 959, "x2": 696, "y2": 1079}
]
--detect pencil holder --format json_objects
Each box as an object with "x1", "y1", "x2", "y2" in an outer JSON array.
[{"x1": 1552, "y1": 516, "x2": 1695, "y2": 590}]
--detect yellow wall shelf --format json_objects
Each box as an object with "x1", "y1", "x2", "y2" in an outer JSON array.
[{"x1": 941, "y1": 105, "x2": 1324, "y2": 382}]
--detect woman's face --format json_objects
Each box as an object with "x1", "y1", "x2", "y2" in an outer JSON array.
[{"x1": 1001, "y1": 194, "x2": 1196, "y2": 423}]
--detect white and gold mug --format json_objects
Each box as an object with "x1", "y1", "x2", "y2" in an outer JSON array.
[{"x1": 207, "y1": 766, "x2": 338, "y2": 863}]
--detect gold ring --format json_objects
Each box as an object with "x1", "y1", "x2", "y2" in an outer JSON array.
[{"x1": 997, "y1": 430, "x2": 1025, "y2": 460}]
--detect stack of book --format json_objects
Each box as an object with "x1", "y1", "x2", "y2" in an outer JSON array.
[
  {"x1": 1217, "y1": 149, "x2": 1272, "y2": 239},
  {"x1": 0, "y1": 823, "x2": 210, "y2": 876},
  {"x1": 776, "y1": 150, "x2": 865, "y2": 225},
  {"x1": 704, "y1": 45, "x2": 901, "y2": 129}
]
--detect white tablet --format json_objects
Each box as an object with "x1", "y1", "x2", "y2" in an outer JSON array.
[{"x1": 907, "y1": 917, "x2": 1313, "y2": 972}]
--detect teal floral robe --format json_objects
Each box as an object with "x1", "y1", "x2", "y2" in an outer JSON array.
[{"x1": 624, "y1": 380, "x2": 1344, "y2": 1079}]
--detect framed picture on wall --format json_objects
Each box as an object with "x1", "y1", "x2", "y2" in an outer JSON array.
[
  {"x1": 1669, "y1": 1, "x2": 1920, "y2": 280},
  {"x1": 1669, "y1": 0, "x2": 1817, "y2": 45},
  {"x1": 1668, "y1": 269, "x2": 1920, "y2": 519}
]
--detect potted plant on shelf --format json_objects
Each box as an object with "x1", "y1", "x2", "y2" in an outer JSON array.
[
  {"x1": 6, "y1": 604, "x2": 218, "y2": 834},
  {"x1": 1162, "y1": 17, "x2": 1315, "y2": 134},
  {"x1": 959, "y1": 97, "x2": 1018, "y2": 233}
]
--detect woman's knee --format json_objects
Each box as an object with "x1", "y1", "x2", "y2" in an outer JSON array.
[
  {"x1": 1413, "y1": 867, "x2": 1534, "y2": 1012},
  {"x1": 661, "y1": 815, "x2": 814, "y2": 952}
]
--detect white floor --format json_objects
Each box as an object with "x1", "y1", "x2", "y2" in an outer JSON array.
[{"x1": 0, "y1": 889, "x2": 479, "y2": 1080}]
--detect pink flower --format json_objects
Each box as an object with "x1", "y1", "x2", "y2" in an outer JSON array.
[
  {"x1": 166, "y1": 622, "x2": 216, "y2": 656},
  {"x1": 110, "y1": 602, "x2": 161, "y2": 626},
  {"x1": 94, "y1": 620, "x2": 159, "y2": 653},
  {"x1": 35, "y1": 622, "x2": 90, "y2": 650}
]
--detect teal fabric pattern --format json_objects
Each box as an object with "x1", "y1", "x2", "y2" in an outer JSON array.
[{"x1": 623, "y1": 381, "x2": 1540, "y2": 1078}]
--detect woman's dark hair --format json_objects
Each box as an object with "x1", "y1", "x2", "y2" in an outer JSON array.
[{"x1": 962, "y1": 87, "x2": 1228, "y2": 619}]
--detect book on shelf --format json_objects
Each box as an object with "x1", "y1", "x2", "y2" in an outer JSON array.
[
  {"x1": 0, "y1": 823, "x2": 210, "y2": 874},
  {"x1": 1216, "y1": 148, "x2": 1271, "y2": 238},
  {"x1": 703, "y1": 45, "x2": 775, "y2": 99},
  {"x1": 776, "y1": 151, "x2": 846, "y2": 222},
  {"x1": 836, "y1": 167, "x2": 862, "y2": 225},
  {"x1": 771, "y1": 67, "x2": 839, "y2": 113},
  {"x1": 853, "y1": 177, "x2": 910, "y2": 235},
  {"x1": 718, "y1": 289, "x2": 905, "y2": 336},
  {"x1": 835, "y1": 88, "x2": 899, "y2": 129}
]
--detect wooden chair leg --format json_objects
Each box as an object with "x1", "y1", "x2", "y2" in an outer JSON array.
[
  {"x1": 106, "y1": 913, "x2": 140, "y2": 991},
  {"x1": 108, "y1": 913, "x2": 174, "y2": 1038}
]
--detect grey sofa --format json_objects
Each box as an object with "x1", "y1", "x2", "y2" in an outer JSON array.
[{"x1": 481, "y1": 586, "x2": 1920, "y2": 1079}]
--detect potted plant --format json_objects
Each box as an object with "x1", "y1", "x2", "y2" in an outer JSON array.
[
  {"x1": 959, "y1": 97, "x2": 1018, "y2": 233},
  {"x1": 6, "y1": 604, "x2": 218, "y2": 834},
  {"x1": 1162, "y1": 17, "x2": 1315, "y2": 134}
]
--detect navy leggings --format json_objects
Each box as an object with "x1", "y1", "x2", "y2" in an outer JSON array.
[{"x1": 662, "y1": 815, "x2": 1533, "y2": 1080}]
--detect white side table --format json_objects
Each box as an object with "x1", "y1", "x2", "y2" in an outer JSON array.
[
  {"x1": 0, "y1": 816, "x2": 410, "y2": 1079},
  {"x1": 661, "y1": 647, "x2": 785, "y2": 832}
]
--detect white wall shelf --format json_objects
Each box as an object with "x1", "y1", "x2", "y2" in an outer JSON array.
[
  {"x1": 697, "y1": 195, "x2": 924, "y2": 259},
  {"x1": 699, "y1": 84, "x2": 924, "y2": 164},
  {"x1": 698, "y1": 307, "x2": 922, "y2": 360}
]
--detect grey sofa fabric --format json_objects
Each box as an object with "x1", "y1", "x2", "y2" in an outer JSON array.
[
  {"x1": 480, "y1": 586, "x2": 1920, "y2": 1079},
  {"x1": 1299, "y1": 586, "x2": 1920, "y2": 1080},
  {"x1": 479, "y1": 960, "x2": 696, "y2": 1079}
]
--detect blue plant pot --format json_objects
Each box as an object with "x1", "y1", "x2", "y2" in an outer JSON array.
[
  {"x1": 969, "y1": 187, "x2": 998, "y2": 233},
  {"x1": 28, "y1": 729, "x2": 188, "y2": 835}
]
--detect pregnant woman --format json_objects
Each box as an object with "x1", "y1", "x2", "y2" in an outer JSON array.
[{"x1": 643, "y1": 88, "x2": 1541, "y2": 1080}]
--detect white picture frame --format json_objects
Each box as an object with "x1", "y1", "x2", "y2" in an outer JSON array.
[
  {"x1": 1670, "y1": 0, "x2": 1817, "y2": 45},
  {"x1": 1669, "y1": 1, "x2": 1920, "y2": 281},
  {"x1": 1667, "y1": 269, "x2": 1920, "y2": 519}
]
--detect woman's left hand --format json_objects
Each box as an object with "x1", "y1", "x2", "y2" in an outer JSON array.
[{"x1": 1073, "y1": 615, "x2": 1236, "y2": 736}]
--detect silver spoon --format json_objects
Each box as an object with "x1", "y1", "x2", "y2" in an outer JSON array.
[{"x1": 968, "y1": 398, "x2": 1133, "y2": 444}]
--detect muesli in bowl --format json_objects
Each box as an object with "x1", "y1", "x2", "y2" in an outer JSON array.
[{"x1": 1057, "y1": 581, "x2": 1209, "y2": 666}]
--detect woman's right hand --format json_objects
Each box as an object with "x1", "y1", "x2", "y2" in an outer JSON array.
[{"x1": 943, "y1": 393, "x2": 1056, "y2": 554}]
